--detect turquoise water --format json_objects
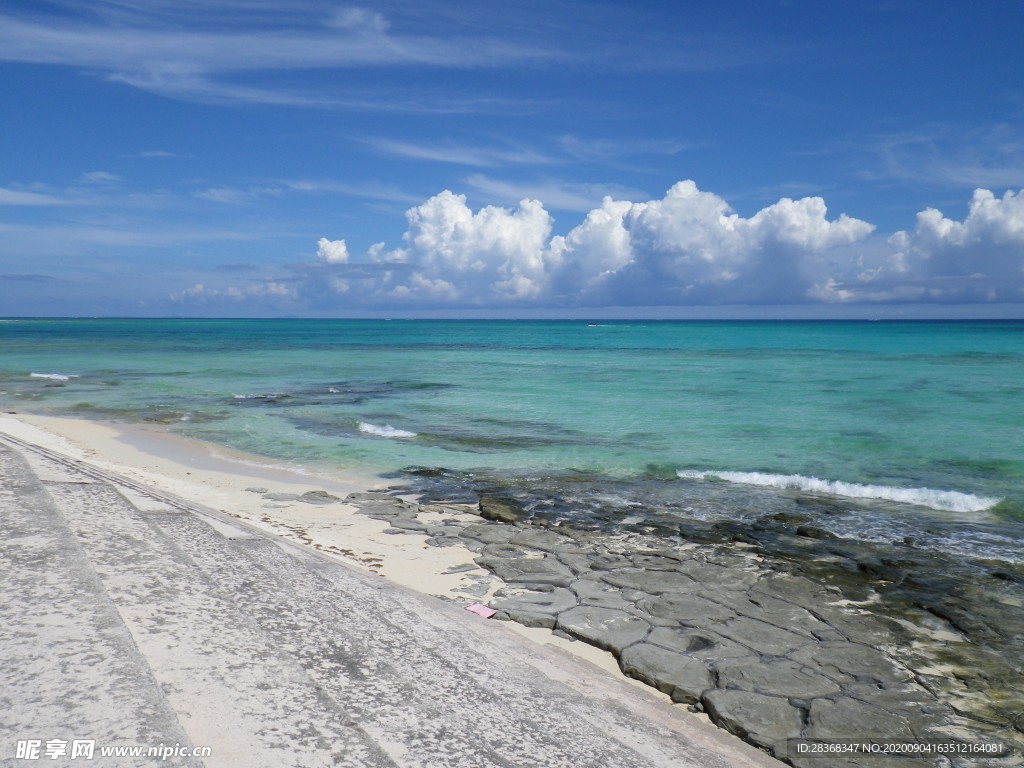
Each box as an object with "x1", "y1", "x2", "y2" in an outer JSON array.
[{"x1": 2, "y1": 318, "x2": 1022, "y2": 560}]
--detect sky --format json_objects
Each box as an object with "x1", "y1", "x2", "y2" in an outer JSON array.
[{"x1": 1, "y1": 0, "x2": 1023, "y2": 318}]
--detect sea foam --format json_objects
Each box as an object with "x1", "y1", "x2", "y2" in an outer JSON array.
[
  {"x1": 358, "y1": 421, "x2": 417, "y2": 439},
  {"x1": 30, "y1": 373, "x2": 78, "y2": 381},
  {"x1": 676, "y1": 470, "x2": 1001, "y2": 513}
]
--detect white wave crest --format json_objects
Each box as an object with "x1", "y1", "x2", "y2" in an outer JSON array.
[
  {"x1": 358, "y1": 421, "x2": 417, "y2": 439},
  {"x1": 30, "y1": 372, "x2": 78, "y2": 381},
  {"x1": 676, "y1": 470, "x2": 1001, "y2": 513}
]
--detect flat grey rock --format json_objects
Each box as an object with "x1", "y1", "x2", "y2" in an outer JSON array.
[
  {"x1": 298, "y1": 490, "x2": 340, "y2": 505},
  {"x1": 702, "y1": 689, "x2": 803, "y2": 756},
  {"x1": 639, "y1": 593, "x2": 738, "y2": 626},
  {"x1": 571, "y1": 577, "x2": 634, "y2": 611},
  {"x1": 556, "y1": 606, "x2": 651, "y2": 654},
  {"x1": 647, "y1": 627, "x2": 757, "y2": 660},
  {"x1": 719, "y1": 591, "x2": 834, "y2": 638},
  {"x1": 806, "y1": 696, "x2": 916, "y2": 741},
  {"x1": 714, "y1": 616, "x2": 811, "y2": 656},
  {"x1": 788, "y1": 641, "x2": 914, "y2": 685},
  {"x1": 619, "y1": 643, "x2": 713, "y2": 704},
  {"x1": 478, "y1": 494, "x2": 523, "y2": 523},
  {"x1": 600, "y1": 568, "x2": 697, "y2": 594},
  {"x1": 715, "y1": 658, "x2": 841, "y2": 698},
  {"x1": 508, "y1": 528, "x2": 574, "y2": 552},
  {"x1": 457, "y1": 523, "x2": 518, "y2": 545},
  {"x1": 490, "y1": 586, "x2": 578, "y2": 618},
  {"x1": 676, "y1": 560, "x2": 761, "y2": 590},
  {"x1": 475, "y1": 553, "x2": 575, "y2": 588}
]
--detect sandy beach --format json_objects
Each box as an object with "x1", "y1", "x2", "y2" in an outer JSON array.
[{"x1": 0, "y1": 412, "x2": 634, "y2": 678}]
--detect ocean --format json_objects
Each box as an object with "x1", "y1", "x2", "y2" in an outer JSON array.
[{"x1": 2, "y1": 318, "x2": 1022, "y2": 565}]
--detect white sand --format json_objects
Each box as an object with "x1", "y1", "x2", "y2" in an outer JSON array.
[{"x1": 0, "y1": 412, "x2": 645, "y2": 685}]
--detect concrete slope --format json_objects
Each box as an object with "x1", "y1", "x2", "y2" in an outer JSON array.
[
  {"x1": 0, "y1": 437, "x2": 781, "y2": 768},
  {"x1": 0, "y1": 444, "x2": 200, "y2": 768}
]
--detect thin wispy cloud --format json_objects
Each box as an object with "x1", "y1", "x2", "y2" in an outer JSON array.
[
  {"x1": 192, "y1": 186, "x2": 283, "y2": 204},
  {"x1": 464, "y1": 174, "x2": 650, "y2": 213},
  {"x1": 0, "y1": 13, "x2": 551, "y2": 71},
  {"x1": 283, "y1": 179, "x2": 421, "y2": 205},
  {"x1": 0, "y1": 220, "x2": 263, "y2": 251},
  {"x1": 0, "y1": 2, "x2": 794, "y2": 109},
  {"x1": 0, "y1": 273, "x2": 56, "y2": 282},
  {"x1": 136, "y1": 150, "x2": 183, "y2": 158},
  {"x1": 79, "y1": 171, "x2": 122, "y2": 184},
  {"x1": 557, "y1": 136, "x2": 690, "y2": 164},
  {"x1": 363, "y1": 138, "x2": 555, "y2": 168},
  {"x1": 0, "y1": 7, "x2": 558, "y2": 107},
  {"x1": 0, "y1": 187, "x2": 72, "y2": 206},
  {"x1": 864, "y1": 123, "x2": 1024, "y2": 189}
]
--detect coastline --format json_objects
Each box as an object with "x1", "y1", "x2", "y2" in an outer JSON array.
[
  {"x1": 0, "y1": 414, "x2": 784, "y2": 768},
  {"x1": 0, "y1": 412, "x2": 639, "y2": 683},
  {"x1": 3, "y1": 411, "x2": 1021, "y2": 766}
]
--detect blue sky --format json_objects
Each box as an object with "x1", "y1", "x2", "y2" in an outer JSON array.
[{"x1": 1, "y1": 0, "x2": 1023, "y2": 317}]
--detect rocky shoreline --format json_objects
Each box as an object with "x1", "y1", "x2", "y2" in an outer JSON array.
[{"x1": 344, "y1": 486, "x2": 1023, "y2": 768}]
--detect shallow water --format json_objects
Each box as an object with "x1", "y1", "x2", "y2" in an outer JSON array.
[{"x1": 2, "y1": 317, "x2": 1022, "y2": 564}]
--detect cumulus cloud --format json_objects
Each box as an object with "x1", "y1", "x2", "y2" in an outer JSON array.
[
  {"x1": 819, "y1": 188, "x2": 1024, "y2": 303},
  {"x1": 386, "y1": 191, "x2": 554, "y2": 301},
  {"x1": 317, "y1": 237, "x2": 349, "y2": 264},
  {"x1": 176, "y1": 182, "x2": 1024, "y2": 310},
  {"x1": 307, "y1": 181, "x2": 875, "y2": 307},
  {"x1": 556, "y1": 181, "x2": 874, "y2": 304}
]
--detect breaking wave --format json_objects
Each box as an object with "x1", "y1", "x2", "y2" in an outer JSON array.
[
  {"x1": 358, "y1": 421, "x2": 417, "y2": 439},
  {"x1": 30, "y1": 373, "x2": 78, "y2": 381},
  {"x1": 676, "y1": 470, "x2": 1001, "y2": 513}
]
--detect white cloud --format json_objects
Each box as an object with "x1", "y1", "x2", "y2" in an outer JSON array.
[
  {"x1": 0, "y1": 187, "x2": 70, "y2": 206},
  {"x1": 464, "y1": 174, "x2": 649, "y2": 213},
  {"x1": 307, "y1": 181, "x2": 874, "y2": 307},
  {"x1": 868, "y1": 124, "x2": 1024, "y2": 190},
  {"x1": 193, "y1": 187, "x2": 255, "y2": 204},
  {"x1": 392, "y1": 190, "x2": 554, "y2": 302},
  {"x1": 317, "y1": 237, "x2": 349, "y2": 264},
  {"x1": 553, "y1": 181, "x2": 874, "y2": 304},
  {"x1": 178, "y1": 183, "x2": 1024, "y2": 310},
  {"x1": 79, "y1": 171, "x2": 121, "y2": 184},
  {"x1": 171, "y1": 281, "x2": 295, "y2": 303},
  {"x1": 0, "y1": 9, "x2": 557, "y2": 107},
  {"x1": 327, "y1": 7, "x2": 391, "y2": 34},
  {"x1": 557, "y1": 135, "x2": 690, "y2": 165},
  {"x1": 364, "y1": 138, "x2": 554, "y2": 168},
  {"x1": 807, "y1": 188, "x2": 1024, "y2": 304}
]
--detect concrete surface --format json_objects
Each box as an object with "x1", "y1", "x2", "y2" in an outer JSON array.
[{"x1": 0, "y1": 436, "x2": 782, "y2": 768}]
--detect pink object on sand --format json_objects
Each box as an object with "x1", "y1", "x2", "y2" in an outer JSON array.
[{"x1": 464, "y1": 603, "x2": 497, "y2": 619}]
